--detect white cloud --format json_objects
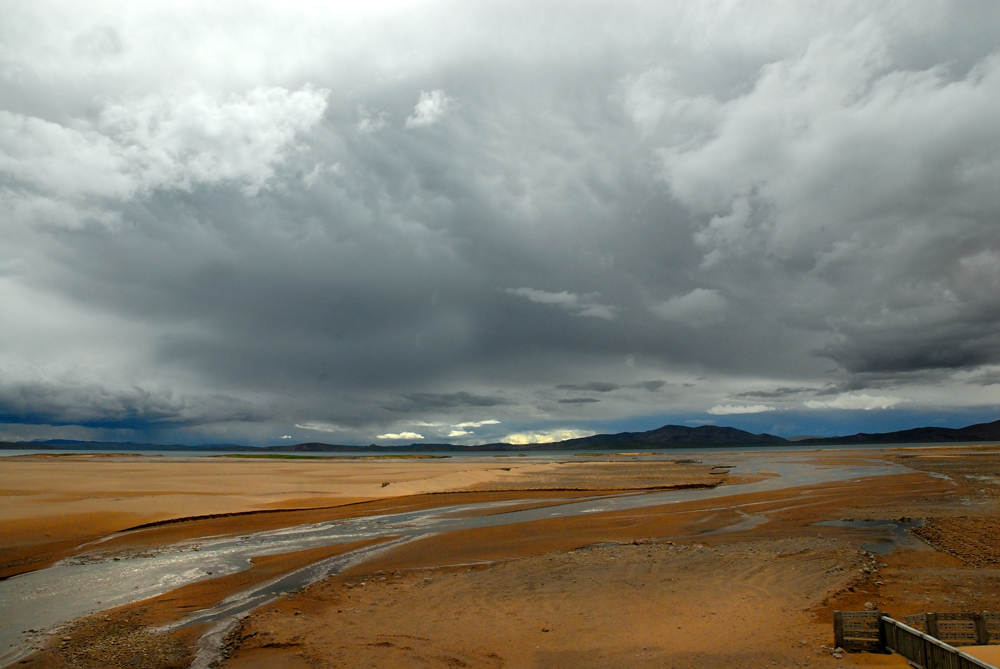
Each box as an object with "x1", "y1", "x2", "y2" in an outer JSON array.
[
  {"x1": 504, "y1": 429, "x2": 595, "y2": 445},
  {"x1": 0, "y1": 111, "x2": 135, "y2": 200},
  {"x1": 507, "y1": 288, "x2": 578, "y2": 306},
  {"x1": 0, "y1": 85, "x2": 330, "y2": 209},
  {"x1": 295, "y1": 421, "x2": 344, "y2": 433},
  {"x1": 101, "y1": 85, "x2": 330, "y2": 196},
  {"x1": 707, "y1": 404, "x2": 775, "y2": 415},
  {"x1": 405, "y1": 89, "x2": 452, "y2": 128},
  {"x1": 650, "y1": 288, "x2": 727, "y2": 327},
  {"x1": 623, "y1": 66, "x2": 719, "y2": 139},
  {"x1": 804, "y1": 393, "x2": 905, "y2": 410},
  {"x1": 694, "y1": 199, "x2": 752, "y2": 268},
  {"x1": 358, "y1": 106, "x2": 390, "y2": 134},
  {"x1": 377, "y1": 431, "x2": 424, "y2": 440},
  {"x1": 447, "y1": 429, "x2": 470, "y2": 437},
  {"x1": 303, "y1": 162, "x2": 340, "y2": 189},
  {"x1": 506, "y1": 288, "x2": 618, "y2": 320},
  {"x1": 454, "y1": 419, "x2": 500, "y2": 428},
  {"x1": 653, "y1": 26, "x2": 1000, "y2": 269}
]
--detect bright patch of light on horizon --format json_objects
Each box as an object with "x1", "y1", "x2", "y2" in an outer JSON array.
[
  {"x1": 707, "y1": 404, "x2": 775, "y2": 415},
  {"x1": 804, "y1": 394, "x2": 906, "y2": 410},
  {"x1": 453, "y1": 419, "x2": 500, "y2": 428},
  {"x1": 504, "y1": 429, "x2": 595, "y2": 445}
]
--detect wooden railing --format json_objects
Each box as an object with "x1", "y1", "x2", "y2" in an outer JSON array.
[
  {"x1": 834, "y1": 611, "x2": 997, "y2": 669},
  {"x1": 882, "y1": 617, "x2": 994, "y2": 669}
]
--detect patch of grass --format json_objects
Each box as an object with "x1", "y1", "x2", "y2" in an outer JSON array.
[
  {"x1": 361, "y1": 454, "x2": 450, "y2": 459},
  {"x1": 575, "y1": 452, "x2": 659, "y2": 457},
  {"x1": 212, "y1": 453, "x2": 329, "y2": 459},
  {"x1": 212, "y1": 453, "x2": 449, "y2": 460}
]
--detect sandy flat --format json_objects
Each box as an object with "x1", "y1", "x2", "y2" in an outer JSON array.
[
  {"x1": 226, "y1": 537, "x2": 909, "y2": 669},
  {"x1": 0, "y1": 455, "x2": 718, "y2": 578},
  {"x1": 0, "y1": 455, "x2": 546, "y2": 577},
  {"x1": 7, "y1": 448, "x2": 1000, "y2": 669},
  {"x1": 964, "y1": 646, "x2": 1000, "y2": 665}
]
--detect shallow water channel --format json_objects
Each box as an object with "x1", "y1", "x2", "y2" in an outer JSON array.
[
  {"x1": 0, "y1": 455, "x2": 908, "y2": 666},
  {"x1": 813, "y1": 518, "x2": 926, "y2": 554}
]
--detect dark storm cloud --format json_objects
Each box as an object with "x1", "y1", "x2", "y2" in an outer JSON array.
[
  {"x1": 820, "y1": 318, "x2": 1000, "y2": 374},
  {"x1": 556, "y1": 383, "x2": 621, "y2": 393},
  {"x1": 0, "y1": 380, "x2": 268, "y2": 429},
  {"x1": 383, "y1": 392, "x2": 512, "y2": 413},
  {"x1": 969, "y1": 374, "x2": 1000, "y2": 387},
  {"x1": 736, "y1": 387, "x2": 821, "y2": 399},
  {"x1": 632, "y1": 381, "x2": 666, "y2": 392},
  {"x1": 2, "y1": 1, "x2": 1000, "y2": 444},
  {"x1": 556, "y1": 381, "x2": 666, "y2": 393}
]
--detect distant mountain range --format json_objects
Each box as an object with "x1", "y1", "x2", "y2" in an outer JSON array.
[
  {"x1": 4, "y1": 418, "x2": 1000, "y2": 453},
  {"x1": 794, "y1": 419, "x2": 1000, "y2": 445}
]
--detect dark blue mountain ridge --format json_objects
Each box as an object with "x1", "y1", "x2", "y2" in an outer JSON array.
[{"x1": 4, "y1": 418, "x2": 1000, "y2": 452}]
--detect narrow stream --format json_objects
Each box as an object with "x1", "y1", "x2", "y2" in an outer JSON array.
[{"x1": 0, "y1": 455, "x2": 908, "y2": 666}]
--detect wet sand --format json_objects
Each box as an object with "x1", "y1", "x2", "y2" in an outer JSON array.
[
  {"x1": 5, "y1": 447, "x2": 1000, "y2": 668},
  {"x1": 0, "y1": 456, "x2": 528, "y2": 577},
  {"x1": 0, "y1": 456, "x2": 721, "y2": 579}
]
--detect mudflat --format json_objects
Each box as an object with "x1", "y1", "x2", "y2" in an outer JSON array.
[
  {"x1": 4, "y1": 447, "x2": 1000, "y2": 668},
  {"x1": 0, "y1": 455, "x2": 581, "y2": 578}
]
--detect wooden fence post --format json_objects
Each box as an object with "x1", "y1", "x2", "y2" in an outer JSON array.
[
  {"x1": 976, "y1": 613, "x2": 989, "y2": 646},
  {"x1": 834, "y1": 611, "x2": 845, "y2": 649},
  {"x1": 927, "y1": 612, "x2": 939, "y2": 640}
]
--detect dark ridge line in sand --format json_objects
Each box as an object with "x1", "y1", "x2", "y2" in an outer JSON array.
[
  {"x1": 116, "y1": 499, "x2": 381, "y2": 533},
  {"x1": 115, "y1": 483, "x2": 721, "y2": 534},
  {"x1": 460, "y1": 482, "x2": 719, "y2": 493},
  {"x1": 0, "y1": 499, "x2": 398, "y2": 583}
]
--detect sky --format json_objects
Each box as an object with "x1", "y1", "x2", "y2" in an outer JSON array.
[{"x1": 2, "y1": 0, "x2": 1000, "y2": 446}]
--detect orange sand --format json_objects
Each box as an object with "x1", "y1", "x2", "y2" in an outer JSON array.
[
  {"x1": 0, "y1": 456, "x2": 717, "y2": 578},
  {"x1": 7, "y1": 448, "x2": 1000, "y2": 669}
]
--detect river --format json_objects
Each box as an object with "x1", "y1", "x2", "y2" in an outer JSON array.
[{"x1": 0, "y1": 453, "x2": 908, "y2": 667}]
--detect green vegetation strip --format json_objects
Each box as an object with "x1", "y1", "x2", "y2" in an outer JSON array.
[
  {"x1": 575, "y1": 452, "x2": 660, "y2": 457},
  {"x1": 212, "y1": 453, "x2": 449, "y2": 460}
]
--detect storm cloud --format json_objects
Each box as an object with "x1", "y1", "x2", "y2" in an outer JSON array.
[{"x1": 2, "y1": 1, "x2": 1000, "y2": 445}]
